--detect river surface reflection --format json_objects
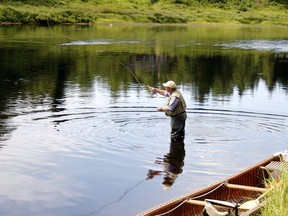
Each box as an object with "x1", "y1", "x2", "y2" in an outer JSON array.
[{"x1": 0, "y1": 24, "x2": 288, "y2": 216}]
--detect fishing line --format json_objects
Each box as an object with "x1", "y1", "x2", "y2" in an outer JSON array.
[
  {"x1": 81, "y1": 178, "x2": 146, "y2": 216},
  {"x1": 46, "y1": 1, "x2": 78, "y2": 40},
  {"x1": 46, "y1": 3, "x2": 156, "y2": 96}
]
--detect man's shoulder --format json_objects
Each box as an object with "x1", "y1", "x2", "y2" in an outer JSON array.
[{"x1": 171, "y1": 90, "x2": 181, "y2": 97}]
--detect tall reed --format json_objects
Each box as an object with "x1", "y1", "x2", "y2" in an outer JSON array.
[{"x1": 261, "y1": 170, "x2": 288, "y2": 216}]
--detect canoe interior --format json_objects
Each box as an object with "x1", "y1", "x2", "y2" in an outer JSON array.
[{"x1": 139, "y1": 154, "x2": 283, "y2": 216}]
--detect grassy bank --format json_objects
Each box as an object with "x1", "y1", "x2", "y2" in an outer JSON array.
[
  {"x1": 0, "y1": 0, "x2": 288, "y2": 25},
  {"x1": 261, "y1": 170, "x2": 288, "y2": 216}
]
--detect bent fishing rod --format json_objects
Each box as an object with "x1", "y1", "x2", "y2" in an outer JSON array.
[{"x1": 119, "y1": 61, "x2": 157, "y2": 96}]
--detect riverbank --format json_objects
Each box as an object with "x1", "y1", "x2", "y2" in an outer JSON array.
[{"x1": 0, "y1": 0, "x2": 288, "y2": 25}]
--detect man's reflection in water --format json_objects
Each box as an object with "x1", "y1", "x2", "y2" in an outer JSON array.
[{"x1": 146, "y1": 140, "x2": 186, "y2": 190}]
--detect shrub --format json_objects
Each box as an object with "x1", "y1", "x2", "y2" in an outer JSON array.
[{"x1": 0, "y1": 7, "x2": 24, "y2": 22}]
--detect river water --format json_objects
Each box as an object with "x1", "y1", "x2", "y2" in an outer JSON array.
[{"x1": 0, "y1": 24, "x2": 288, "y2": 216}]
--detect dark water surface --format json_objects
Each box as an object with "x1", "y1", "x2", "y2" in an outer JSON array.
[{"x1": 0, "y1": 24, "x2": 288, "y2": 216}]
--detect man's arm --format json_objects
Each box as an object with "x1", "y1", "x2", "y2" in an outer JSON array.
[
  {"x1": 148, "y1": 86, "x2": 166, "y2": 96},
  {"x1": 157, "y1": 97, "x2": 179, "y2": 112}
]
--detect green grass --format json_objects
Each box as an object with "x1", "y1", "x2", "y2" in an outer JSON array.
[
  {"x1": 0, "y1": 0, "x2": 288, "y2": 25},
  {"x1": 261, "y1": 170, "x2": 288, "y2": 216}
]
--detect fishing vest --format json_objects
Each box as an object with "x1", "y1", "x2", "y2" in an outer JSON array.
[{"x1": 165, "y1": 90, "x2": 186, "y2": 117}]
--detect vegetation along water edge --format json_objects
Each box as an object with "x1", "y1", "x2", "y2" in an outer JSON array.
[
  {"x1": 260, "y1": 169, "x2": 288, "y2": 216},
  {"x1": 0, "y1": 0, "x2": 288, "y2": 25}
]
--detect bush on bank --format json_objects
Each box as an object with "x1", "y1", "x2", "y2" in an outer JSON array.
[{"x1": 0, "y1": 0, "x2": 288, "y2": 25}]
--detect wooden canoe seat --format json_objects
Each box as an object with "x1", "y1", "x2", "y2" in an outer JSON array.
[
  {"x1": 261, "y1": 161, "x2": 288, "y2": 171},
  {"x1": 260, "y1": 161, "x2": 288, "y2": 181}
]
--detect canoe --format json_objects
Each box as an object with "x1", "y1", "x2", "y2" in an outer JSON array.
[{"x1": 138, "y1": 151, "x2": 288, "y2": 216}]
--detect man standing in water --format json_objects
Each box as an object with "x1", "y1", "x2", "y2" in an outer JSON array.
[{"x1": 148, "y1": 81, "x2": 187, "y2": 141}]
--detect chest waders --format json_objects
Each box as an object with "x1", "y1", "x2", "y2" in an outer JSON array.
[{"x1": 165, "y1": 90, "x2": 187, "y2": 141}]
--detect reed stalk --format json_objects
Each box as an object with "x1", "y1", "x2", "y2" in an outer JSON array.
[{"x1": 261, "y1": 170, "x2": 288, "y2": 216}]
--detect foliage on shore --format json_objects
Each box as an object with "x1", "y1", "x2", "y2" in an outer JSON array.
[
  {"x1": 261, "y1": 170, "x2": 288, "y2": 216},
  {"x1": 0, "y1": 0, "x2": 288, "y2": 25}
]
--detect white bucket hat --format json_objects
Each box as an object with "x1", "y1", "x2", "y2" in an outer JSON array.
[{"x1": 163, "y1": 80, "x2": 176, "y2": 89}]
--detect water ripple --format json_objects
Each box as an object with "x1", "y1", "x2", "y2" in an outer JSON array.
[
  {"x1": 216, "y1": 39, "x2": 288, "y2": 52},
  {"x1": 29, "y1": 107, "x2": 288, "y2": 160},
  {"x1": 59, "y1": 40, "x2": 140, "y2": 46},
  {"x1": 1, "y1": 106, "x2": 288, "y2": 216}
]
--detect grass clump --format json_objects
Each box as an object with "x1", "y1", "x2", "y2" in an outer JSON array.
[{"x1": 261, "y1": 170, "x2": 288, "y2": 216}]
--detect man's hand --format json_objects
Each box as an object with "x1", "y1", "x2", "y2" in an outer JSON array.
[{"x1": 148, "y1": 85, "x2": 155, "y2": 92}]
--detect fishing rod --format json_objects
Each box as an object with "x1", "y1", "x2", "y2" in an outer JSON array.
[
  {"x1": 119, "y1": 61, "x2": 157, "y2": 96},
  {"x1": 119, "y1": 61, "x2": 143, "y2": 87}
]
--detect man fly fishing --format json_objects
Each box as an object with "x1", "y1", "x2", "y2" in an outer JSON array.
[{"x1": 148, "y1": 81, "x2": 187, "y2": 142}]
